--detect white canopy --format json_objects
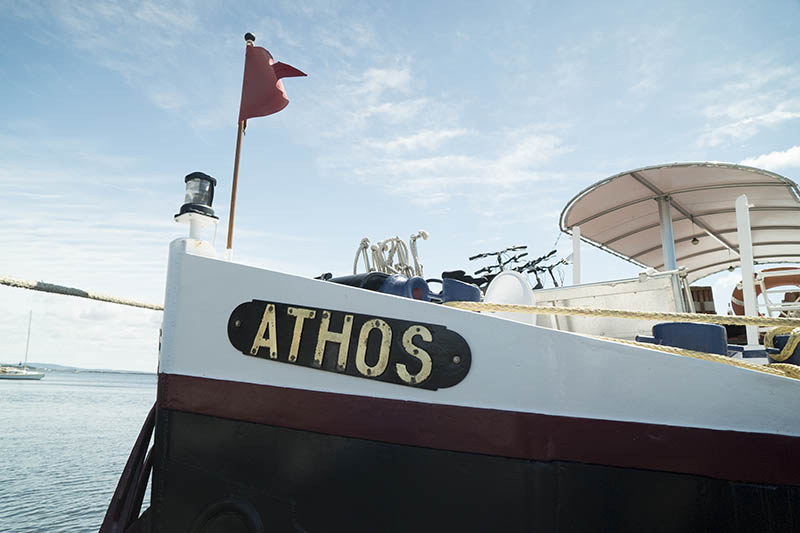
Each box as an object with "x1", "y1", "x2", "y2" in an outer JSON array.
[{"x1": 559, "y1": 162, "x2": 800, "y2": 282}]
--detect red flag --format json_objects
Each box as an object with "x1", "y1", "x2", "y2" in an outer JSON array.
[{"x1": 238, "y1": 46, "x2": 306, "y2": 123}]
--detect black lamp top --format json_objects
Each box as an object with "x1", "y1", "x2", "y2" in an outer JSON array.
[
  {"x1": 245, "y1": 32, "x2": 256, "y2": 42},
  {"x1": 185, "y1": 172, "x2": 217, "y2": 186}
]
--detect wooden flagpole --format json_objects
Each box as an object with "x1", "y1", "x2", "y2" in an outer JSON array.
[
  {"x1": 226, "y1": 33, "x2": 256, "y2": 256},
  {"x1": 226, "y1": 119, "x2": 245, "y2": 253}
]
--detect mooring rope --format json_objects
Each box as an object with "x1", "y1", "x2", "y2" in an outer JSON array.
[
  {"x1": 443, "y1": 301, "x2": 800, "y2": 328},
  {"x1": 0, "y1": 276, "x2": 163, "y2": 311},
  {"x1": 598, "y1": 336, "x2": 787, "y2": 377},
  {"x1": 4, "y1": 274, "x2": 799, "y2": 379},
  {"x1": 445, "y1": 301, "x2": 800, "y2": 380},
  {"x1": 768, "y1": 362, "x2": 800, "y2": 379}
]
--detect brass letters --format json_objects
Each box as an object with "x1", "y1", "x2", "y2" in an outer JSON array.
[
  {"x1": 355, "y1": 319, "x2": 392, "y2": 377},
  {"x1": 287, "y1": 307, "x2": 316, "y2": 363},
  {"x1": 314, "y1": 311, "x2": 354, "y2": 369},
  {"x1": 397, "y1": 326, "x2": 433, "y2": 385},
  {"x1": 245, "y1": 302, "x2": 445, "y2": 387},
  {"x1": 250, "y1": 304, "x2": 278, "y2": 359}
]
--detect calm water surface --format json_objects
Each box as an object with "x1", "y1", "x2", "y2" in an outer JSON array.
[{"x1": 0, "y1": 372, "x2": 156, "y2": 533}]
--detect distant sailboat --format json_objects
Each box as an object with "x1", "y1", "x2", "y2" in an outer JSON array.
[{"x1": 0, "y1": 311, "x2": 44, "y2": 380}]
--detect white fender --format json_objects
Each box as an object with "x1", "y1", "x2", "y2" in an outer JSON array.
[{"x1": 484, "y1": 271, "x2": 536, "y2": 325}]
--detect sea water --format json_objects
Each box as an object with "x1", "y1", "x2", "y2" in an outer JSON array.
[{"x1": 0, "y1": 372, "x2": 156, "y2": 533}]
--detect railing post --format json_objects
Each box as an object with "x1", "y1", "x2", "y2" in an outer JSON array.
[
  {"x1": 572, "y1": 226, "x2": 581, "y2": 285},
  {"x1": 735, "y1": 194, "x2": 760, "y2": 348}
]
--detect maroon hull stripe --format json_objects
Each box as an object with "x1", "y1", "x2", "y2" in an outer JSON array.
[{"x1": 159, "y1": 373, "x2": 800, "y2": 487}]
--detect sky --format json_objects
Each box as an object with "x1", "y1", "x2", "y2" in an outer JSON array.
[{"x1": 1, "y1": 0, "x2": 799, "y2": 372}]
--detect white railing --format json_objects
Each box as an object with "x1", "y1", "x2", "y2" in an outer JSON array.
[{"x1": 756, "y1": 268, "x2": 800, "y2": 317}]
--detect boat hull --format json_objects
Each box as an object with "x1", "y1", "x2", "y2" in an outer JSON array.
[
  {"x1": 131, "y1": 241, "x2": 800, "y2": 532},
  {"x1": 150, "y1": 404, "x2": 800, "y2": 532},
  {"x1": 0, "y1": 372, "x2": 44, "y2": 380}
]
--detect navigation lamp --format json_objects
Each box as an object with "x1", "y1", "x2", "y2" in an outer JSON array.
[
  {"x1": 175, "y1": 171, "x2": 219, "y2": 244},
  {"x1": 691, "y1": 237, "x2": 700, "y2": 245},
  {"x1": 178, "y1": 172, "x2": 218, "y2": 219}
]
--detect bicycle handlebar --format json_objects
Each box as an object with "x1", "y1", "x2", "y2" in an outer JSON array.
[
  {"x1": 501, "y1": 252, "x2": 528, "y2": 267},
  {"x1": 470, "y1": 245, "x2": 527, "y2": 262}
]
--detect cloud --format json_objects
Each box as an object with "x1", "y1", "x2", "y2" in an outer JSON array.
[
  {"x1": 0, "y1": 134, "x2": 179, "y2": 301},
  {"x1": 741, "y1": 145, "x2": 800, "y2": 170},
  {"x1": 699, "y1": 106, "x2": 800, "y2": 147},
  {"x1": 357, "y1": 67, "x2": 411, "y2": 97},
  {"x1": 0, "y1": 155, "x2": 174, "y2": 372},
  {"x1": 316, "y1": 20, "x2": 376, "y2": 56},
  {"x1": 701, "y1": 66, "x2": 795, "y2": 119},
  {"x1": 6, "y1": 2, "x2": 383, "y2": 132},
  {"x1": 352, "y1": 98, "x2": 429, "y2": 123},
  {"x1": 341, "y1": 66, "x2": 419, "y2": 124},
  {"x1": 259, "y1": 17, "x2": 303, "y2": 48},
  {"x1": 0, "y1": 287, "x2": 161, "y2": 372},
  {"x1": 497, "y1": 134, "x2": 570, "y2": 169},
  {"x1": 368, "y1": 129, "x2": 470, "y2": 152},
  {"x1": 4, "y1": 1, "x2": 238, "y2": 128},
  {"x1": 696, "y1": 64, "x2": 800, "y2": 147},
  {"x1": 341, "y1": 132, "x2": 573, "y2": 206}
]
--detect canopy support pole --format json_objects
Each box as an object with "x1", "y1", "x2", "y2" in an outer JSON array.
[
  {"x1": 657, "y1": 196, "x2": 685, "y2": 312},
  {"x1": 657, "y1": 196, "x2": 678, "y2": 271},
  {"x1": 572, "y1": 226, "x2": 581, "y2": 285},
  {"x1": 735, "y1": 194, "x2": 760, "y2": 348}
]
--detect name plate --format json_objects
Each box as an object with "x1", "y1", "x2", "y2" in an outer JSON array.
[{"x1": 228, "y1": 300, "x2": 471, "y2": 390}]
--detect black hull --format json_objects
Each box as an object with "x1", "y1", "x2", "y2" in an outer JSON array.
[{"x1": 148, "y1": 407, "x2": 799, "y2": 533}]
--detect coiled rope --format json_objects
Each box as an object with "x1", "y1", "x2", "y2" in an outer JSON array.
[
  {"x1": 764, "y1": 327, "x2": 800, "y2": 362},
  {"x1": 353, "y1": 232, "x2": 428, "y2": 278},
  {"x1": 0, "y1": 276, "x2": 163, "y2": 311}
]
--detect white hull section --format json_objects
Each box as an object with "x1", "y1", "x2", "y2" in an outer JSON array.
[
  {"x1": 159, "y1": 239, "x2": 800, "y2": 438},
  {"x1": 0, "y1": 371, "x2": 44, "y2": 380}
]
